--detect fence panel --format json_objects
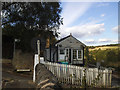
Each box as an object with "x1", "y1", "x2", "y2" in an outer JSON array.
[{"x1": 44, "y1": 62, "x2": 112, "y2": 87}]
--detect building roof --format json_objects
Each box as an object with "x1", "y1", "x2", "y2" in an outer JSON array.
[
  {"x1": 55, "y1": 34, "x2": 71, "y2": 44},
  {"x1": 55, "y1": 34, "x2": 86, "y2": 47}
]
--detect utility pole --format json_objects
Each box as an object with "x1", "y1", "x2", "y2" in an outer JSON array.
[{"x1": 37, "y1": 40, "x2": 40, "y2": 63}]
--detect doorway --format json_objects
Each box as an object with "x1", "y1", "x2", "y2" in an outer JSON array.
[{"x1": 65, "y1": 48, "x2": 71, "y2": 63}]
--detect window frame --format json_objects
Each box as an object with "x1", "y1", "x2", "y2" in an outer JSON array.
[
  {"x1": 78, "y1": 50, "x2": 82, "y2": 60},
  {"x1": 73, "y1": 49, "x2": 77, "y2": 60},
  {"x1": 60, "y1": 49, "x2": 65, "y2": 54},
  {"x1": 73, "y1": 49, "x2": 82, "y2": 60}
]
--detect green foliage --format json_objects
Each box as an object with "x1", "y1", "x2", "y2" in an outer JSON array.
[
  {"x1": 88, "y1": 46, "x2": 95, "y2": 49},
  {"x1": 83, "y1": 46, "x2": 119, "y2": 87},
  {"x1": 88, "y1": 48, "x2": 119, "y2": 67},
  {"x1": 2, "y1": 2, "x2": 63, "y2": 31},
  {"x1": 84, "y1": 47, "x2": 89, "y2": 66},
  {"x1": 106, "y1": 50, "x2": 117, "y2": 62},
  {"x1": 2, "y1": 2, "x2": 63, "y2": 52},
  {"x1": 85, "y1": 47, "x2": 89, "y2": 60}
]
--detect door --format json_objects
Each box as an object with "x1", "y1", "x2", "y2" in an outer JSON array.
[
  {"x1": 65, "y1": 48, "x2": 72, "y2": 63},
  {"x1": 65, "y1": 48, "x2": 69, "y2": 62},
  {"x1": 69, "y1": 49, "x2": 71, "y2": 63}
]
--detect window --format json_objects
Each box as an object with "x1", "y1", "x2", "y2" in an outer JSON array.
[
  {"x1": 60, "y1": 49, "x2": 64, "y2": 54},
  {"x1": 73, "y1": 49, "x2": 77, "y2": 59},
  {"x1": 73, "y1": 49, "x2": 82, "y2": 60},
  {"x1": 78, "y1": 50, "x2": 82, "y2": 59}
]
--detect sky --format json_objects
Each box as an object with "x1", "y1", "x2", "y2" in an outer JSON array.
[{"x1": 58, "y1": 2, "x2": 118, "y2": 46}]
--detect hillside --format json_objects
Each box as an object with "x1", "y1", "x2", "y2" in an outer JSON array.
[
  {"x1": 88, "y1": 44, "x2": 119, "y2": 51},
  {"x1": 86, "y1": 44, "x2": 120, "y2": 72}
]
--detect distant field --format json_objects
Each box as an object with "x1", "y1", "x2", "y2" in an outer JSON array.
[{"x1": 89, "y1": 46, "x2": 118, "y2": 51}]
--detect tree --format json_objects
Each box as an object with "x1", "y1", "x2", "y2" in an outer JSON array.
[
  {"x1": 2, "y1": 2, "x2": 63, "y2": 52},
  {"x1": 106, "y1": 50, "x2": 117, "y2": 62},
  {"x1": 84, "y1": 47, "x2": 89, "y2": 66}
]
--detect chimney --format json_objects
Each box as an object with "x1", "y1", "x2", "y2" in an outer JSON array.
[{"x1": 46, "y1": 38, "x2": 50, "y2": 48}]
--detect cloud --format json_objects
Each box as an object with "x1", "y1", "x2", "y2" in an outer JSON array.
[
  {"x1": 60, "y1": 2, "x2": 105, "y2": 40},
  {"x1": 83, "y1": 38, "x2": 118, "y2": 45},
  {"x1": 84, "y1": 39, "x2": 96, "y2": 44},
  {"x1": 100, "y1": 14, "x2": 105, "y2": 17},
  {"x1": 60, "y1": 23, "x2": 105, "y2": 38},
  {"x1": 61, "y1": 2, "x2": 92, "y2": 26},
  {"x1": 98, "y1": 38, "x2": 111, "y2": 43},
  {"x1": 111, "y1": 40, "x2": 118, "y2": 43},
  {"x1": 112, "y1": 25, "x2": 120, "y2": 33},
  {"x1": 98, "y1": 38, "x2": 118, "y2": 43}
]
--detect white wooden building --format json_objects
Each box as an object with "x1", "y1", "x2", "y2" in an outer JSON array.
[{"x1": 44, "y1": 34, "x2": 86, "y2": 65}]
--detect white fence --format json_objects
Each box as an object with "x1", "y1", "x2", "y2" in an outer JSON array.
[
  {"x1": 33, "y1": 55, "x2": 44, "y2": 82},
  {"x1": 44, "y1": 62, "x2": 112, "y2": 87}
]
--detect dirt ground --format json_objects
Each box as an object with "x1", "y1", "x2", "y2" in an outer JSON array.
[{"x1": 2, "y1": 62, "x2": 36, "y2": 89}]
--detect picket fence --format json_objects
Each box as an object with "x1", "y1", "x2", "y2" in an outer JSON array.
[{"x1": 44, "y1": 62, "x2": 112, "y2": 87}]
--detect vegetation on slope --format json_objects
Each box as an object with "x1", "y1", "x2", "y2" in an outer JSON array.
[{"x1": 86, "y1": 44, "x2": 120, "y2": 71}]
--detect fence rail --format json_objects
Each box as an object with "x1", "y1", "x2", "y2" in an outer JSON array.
[{"x1": 44, "y1": 62, "x2": 112, "y2": 87}]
